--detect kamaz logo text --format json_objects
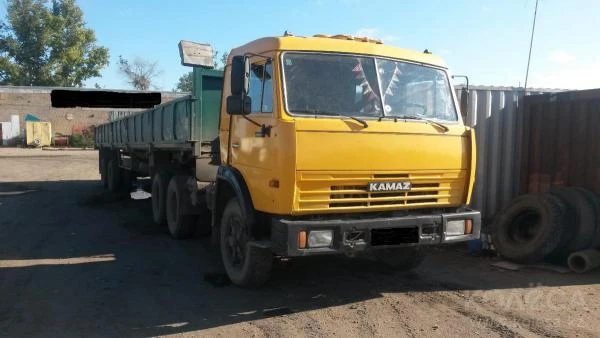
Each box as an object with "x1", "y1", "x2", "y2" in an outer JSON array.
[{"x1": 368, "y1": 182, "x2": 412, "y2": 192}]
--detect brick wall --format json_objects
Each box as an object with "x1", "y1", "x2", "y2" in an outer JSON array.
[{"x1": 0, "y1": 87, "x2": 185, "y2": 136}]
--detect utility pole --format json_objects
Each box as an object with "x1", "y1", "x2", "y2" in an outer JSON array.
[{"x1": 524, "y1": 0, "x2": 539, "y2": 94}]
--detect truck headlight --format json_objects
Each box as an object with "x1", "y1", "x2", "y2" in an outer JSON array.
[
  {"x1": 308, "y1": 230, "x2": 333, "y2": 248},
  {"x1": 446, "y1": 220, "x2": 466, "y2": 236}
]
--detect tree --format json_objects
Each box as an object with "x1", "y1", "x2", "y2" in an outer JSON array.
[
  {"x1": 174, "y1": 72, "x2": 192, "y2": 92},
  {"x1": 0, "y1": 0, "x2": 109, "y2": 87},
  {"x1": 118, "y1": 56, "x2": 162, "y2": 90},
  {"x1": 174, "y1": 50, "x2": 228, "y2": 92}
]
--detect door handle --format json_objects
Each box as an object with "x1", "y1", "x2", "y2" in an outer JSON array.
[{"x1": 232, "y1": 143, "x2": 240, "y2": 148}]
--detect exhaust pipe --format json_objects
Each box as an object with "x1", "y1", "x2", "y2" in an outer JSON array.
[{"x1": 568, "y1": 249, "x2": 600, "y2": 273}]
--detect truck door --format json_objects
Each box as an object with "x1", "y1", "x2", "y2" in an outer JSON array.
[{"x1": 228, "y1": 58, "x2": 277, "y2": 211}]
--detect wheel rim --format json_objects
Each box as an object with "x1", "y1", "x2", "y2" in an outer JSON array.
[
  {"x1": 224, "y1": 213, "x2": 247, "y2": 270},
  {"x1": 508, "y1": 210, "x2": 541, "y2": 244}
]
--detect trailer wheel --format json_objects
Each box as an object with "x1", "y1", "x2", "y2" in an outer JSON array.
[
  {"x1": 374, "y1": 247, "x2": 425, "y2": 271},
  {"x1": 492, "y1": 194, "x2": 565, "y2": 263},
  {"x1": 166, "y1": 176, "x2": 196, "y2": 239},
  {"x1": 220, "y1": 198, "x2": 272, "y2": 287},
  {"x1": 106, "y1": 159, "x2": 121, "y2": 193},
  {"x1": 151, "y1": 172, "x2": 170, "y2": 226}
]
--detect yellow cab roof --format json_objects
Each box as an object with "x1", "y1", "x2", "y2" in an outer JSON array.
[{"x1": 229, "y1": 34, "x2": 448, "y2": 69}]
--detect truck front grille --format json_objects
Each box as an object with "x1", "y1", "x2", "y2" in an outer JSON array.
[{"x1": 295, "y1": 170, "x2": 466, "y2": 213}]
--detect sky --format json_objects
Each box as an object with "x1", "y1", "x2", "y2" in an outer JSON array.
[{"x1": 5, "y1": 0, "x2": 599, "y2": 90}]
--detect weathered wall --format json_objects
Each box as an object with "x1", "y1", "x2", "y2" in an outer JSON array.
[{"x1": 0, "y1": 86, "x2": 185, "y2": 136}]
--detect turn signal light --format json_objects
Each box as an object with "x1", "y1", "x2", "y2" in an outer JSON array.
[
  {"x1": 465, "y1": 219, "x2": 473, "y2": 234},
  {"x1": 298, "y1": 231, "x2": 307, "y2": 249}
]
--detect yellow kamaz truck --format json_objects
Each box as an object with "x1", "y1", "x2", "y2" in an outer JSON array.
[{"x1": 95, "y1": 34, "x2": 480, "y2": 287}]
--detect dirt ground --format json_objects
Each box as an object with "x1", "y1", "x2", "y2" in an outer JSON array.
[{"x1": 0, "y1": 148, "x2": 599, "y2": 337}]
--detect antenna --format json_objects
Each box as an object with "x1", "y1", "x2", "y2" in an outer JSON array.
[{"x1": 523, "y1": 0, "x2": 539, "y2": 94}]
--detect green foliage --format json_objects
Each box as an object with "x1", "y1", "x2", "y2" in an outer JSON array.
[
  {"x1": 118, "y1": 55, "x2": 161, "y2": 90},
  {"x1": 175, "y1": 71, "x2": 192, "y2": 92},
  {"x1": 69, "y1": 133, "x2": 93, "y2": 148},
  {"x1": 174, "y1": 50, "x2": 228, "y2": 92},
  {"x1": 0, "y1": 0, "x2": 109, "y2": 87}
]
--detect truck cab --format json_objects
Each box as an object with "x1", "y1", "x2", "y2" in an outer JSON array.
[{"x1": 213, "y1": 34, "x2": 480, "y2": 286}]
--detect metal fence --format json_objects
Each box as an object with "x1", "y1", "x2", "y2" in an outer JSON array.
[
  {"x1": 455, "y1": 86, "x2": 561, "y2": 226},
  {"x1": 520, "y1": 89, "x2": 600, "y2": 195}
]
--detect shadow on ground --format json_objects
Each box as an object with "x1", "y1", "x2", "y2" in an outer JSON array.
[{"x1": 0, "y1": 179, "x2": 598, "y2": 336}]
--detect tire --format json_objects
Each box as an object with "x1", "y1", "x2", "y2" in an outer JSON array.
[
  {"x1": 166, "y1": 176, "x2": 196, "y2": 239},
  {"x1": 572, "y1": 188, "x2": 600, "y2": 248},
  {"x1": 220, "y1": 198, "x2": 272, "y2": 287},
  {"x1": 106, "y1": 159, "x2": 121, "y2": 193},
  {"x1": 492, "y1": 194, "x2": 566, "y2": 263},
  {"x1": 373, "y1": 247, "x2": 425, "y2": 271},
  {"x1": 151, "y1": 172, "x2": 170, "y2": 226},
  {"x1": 549, "y1": 187, "x2": 596, "y2": 256}
]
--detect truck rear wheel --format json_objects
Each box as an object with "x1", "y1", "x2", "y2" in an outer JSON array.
[
  {"x1": 374, "y1": 247, "x2": 425, "y2": 271},
  {"x1": 220, "y1": 198, "x2": 272, "y2": 287},
  {"x1": 166, "y1": 176, "x2": 196, "y2": 239},
  {"x1": 106, "y1": 159, "x2": 121, "y2": 193},
  {"x1": 151, "y1": 172, "x2": 170, "y2": 225}
]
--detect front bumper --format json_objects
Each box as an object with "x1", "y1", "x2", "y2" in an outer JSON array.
[{"x1": 270, "y1": 209, "x2": 481, "y2": 256}]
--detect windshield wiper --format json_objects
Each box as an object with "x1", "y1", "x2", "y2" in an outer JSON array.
[
  {"x1": 396, "y1": 115, "x2": 449, "y2": 133},
  {"x1": 292, "y1": 110, "x2": 369, "y2": 128}
]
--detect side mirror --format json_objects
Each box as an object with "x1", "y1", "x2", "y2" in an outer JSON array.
[
  {"x1": 226, "y1": 95, "x2": 251, "y2": 115},
  {"x1": 452, "y1": 75, "x2": 469, "y2": 123},
  {"x1": 459, "y1": 87, "x2": 469, "y2": 122},
  {"x1": 230, "y1": 55, "x2": 249, "y2": 96}
]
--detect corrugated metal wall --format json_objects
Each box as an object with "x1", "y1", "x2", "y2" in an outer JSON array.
[
  {"x1": 520, "y1": 89, "x2": 600, "y2": 195},
  {"x1": 455, "y1": 86, "x2": 559, "y2": 226}
]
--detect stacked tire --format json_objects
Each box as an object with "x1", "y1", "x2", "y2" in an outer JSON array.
[{"x1": 492, "y1": 187, "x2": 600, "y2": 265}]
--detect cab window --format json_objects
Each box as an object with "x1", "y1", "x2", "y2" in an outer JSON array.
[{"x1": 247, "y1": 61, "x2": 273, "y2": 113}]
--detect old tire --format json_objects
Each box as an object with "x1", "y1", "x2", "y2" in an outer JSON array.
[
  {"x1": 166, "y1": 176, "x2": 196, "y2": 239},
  {"x1": 549, "y1": 187, "x2": 596, "y2": 257},
  {"x1": 572, "y1": 188, "x2": 600, "y2": 248},
  {"x1": 374, "y1": 247, "x2": 425, "y2": 271},
  {"x1": 151, "y1": 172, "x2": 170, "y2": 225},
  {"x1": 220, "y1": 198, "x2": 272, "y2": 287},
  {"x1": 106, "y1": 159, "x2": 121, "y2": 193},
  {"x1": 492, "y1": 194, "x2": 566, "y2": 263}
]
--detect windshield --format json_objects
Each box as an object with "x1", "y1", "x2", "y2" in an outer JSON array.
[{"x1": 282, "y1": 53, "x2": 458, "y2": 122}]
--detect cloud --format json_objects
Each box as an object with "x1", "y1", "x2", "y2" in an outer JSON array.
[
  {"x1": 528, "y1": 61, "x2": 600, "y2": 90},
  {"x1": 548, "y1": 50, "x2": 576, "y2": 64},
  {"x1": 354, "y1": 28, "x2": 399, "y2": 43},
  {"x1": 355, "y1": 27, "x2": 378, "y2": 37}
]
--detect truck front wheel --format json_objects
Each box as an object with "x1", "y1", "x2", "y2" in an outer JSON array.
[
  {"x1": 166, "y1": 176, "x2": 196, "y2": 239},
  {"x1": 220, "y1": 198, "x2": 272, "y2": 287},
  {"x1": 373, "y1": 247, "x2": 425, "y2": 271}
]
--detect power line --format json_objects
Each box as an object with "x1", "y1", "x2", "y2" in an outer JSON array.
[{"x1": 524, "y1": 0, "x2": 539, "y2": 93}]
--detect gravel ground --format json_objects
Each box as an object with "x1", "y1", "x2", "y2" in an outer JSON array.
[{"x1": 0, "y1": 148, "x2": 599, "y2": 337}]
